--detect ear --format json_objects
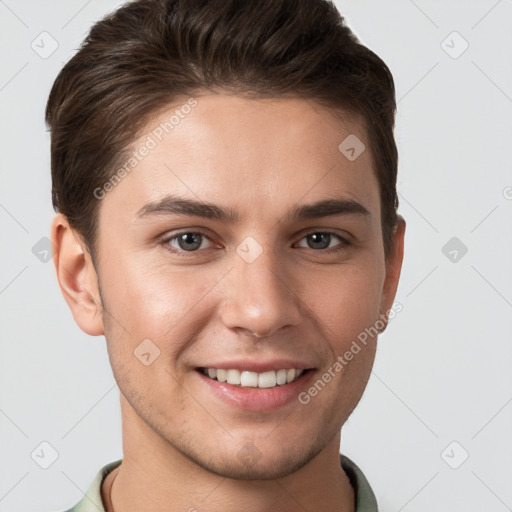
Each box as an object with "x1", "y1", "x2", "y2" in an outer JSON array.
[
  {"x1": 51, "y1": 213, "x2": 105, "y2": 336},
  {"x1": 378, "y1": 215, "x2": 406, "y2": 331}
]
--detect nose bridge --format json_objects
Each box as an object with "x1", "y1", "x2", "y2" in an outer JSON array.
[{"x1": 220, "y1": 239, "x2": 302, "y2": 337}]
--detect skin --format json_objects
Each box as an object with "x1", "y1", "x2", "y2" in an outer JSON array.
[{"x1": 52, "y1": 93, "x2": 405, "y2": 512}]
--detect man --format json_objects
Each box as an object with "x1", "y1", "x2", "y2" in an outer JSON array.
[{"x1": 47, "y1": 0, "x2": 405, "y2": 510}]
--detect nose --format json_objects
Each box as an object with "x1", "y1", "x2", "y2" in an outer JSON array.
[{"x1": 219, "y1": 244, "x2": 302, "y2": 339}]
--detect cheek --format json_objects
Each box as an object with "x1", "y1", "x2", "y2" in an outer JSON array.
[
  {"x1": 302, "y1": 261, "x2": 384, "y2": 344},
  {"x1": 99, "y1": 257, "x2": 225, "y2": 351}
]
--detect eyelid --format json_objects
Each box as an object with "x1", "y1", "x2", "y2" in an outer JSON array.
[
  {"x1": 161, "y1": 228, "x2": 212, "y2": 241},
  {"x1": 294, "y1": 224, "x2": 353, "y2": 242}
]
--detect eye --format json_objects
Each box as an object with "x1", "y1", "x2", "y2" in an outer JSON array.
[
  {"x1": 163, "y1": 231, "x2": 214, "y2": 254},
  {"x1": 161, "y1": 229, "x2": 351, "y2": 257},
  {"x1": 295, "y1": 231, "x2": 350, "y2": 251}
]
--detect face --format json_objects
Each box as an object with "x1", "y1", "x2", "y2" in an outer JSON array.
[{"x1": 83, "y1": 94, "x2": 403, "y2": 479}]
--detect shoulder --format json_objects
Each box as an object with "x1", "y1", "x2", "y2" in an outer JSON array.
[
  {"x1": 340, "y1": 453, "x2": 379, "y2": 512},
  {"x1": 58, "y1": 459, "x2": 123, "y2": 512}
]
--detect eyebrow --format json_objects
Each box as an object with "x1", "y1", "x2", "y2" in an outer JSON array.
[{"x1": 136, "y1": 195, "x2": 371, "y2": 222}]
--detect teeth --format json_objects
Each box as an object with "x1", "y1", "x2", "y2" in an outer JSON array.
[
  {"x1": 240, "y1": 371, "x2": 258, "y2": 387},
  {"x1": 276, "y1": 369, "x2": 287, "y2": 385},
  {"x1": 226, "y1": 369, "x2": 241, "y2": 385},
  {"x1": 258, "y1": 370, "x2": 276, "y2": 388},
  {"x1": 202, "y1": 368, "x2": 306, "y2": 388}
]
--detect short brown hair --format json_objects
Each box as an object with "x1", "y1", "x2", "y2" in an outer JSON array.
[{"x1": 46, "y1": 0, "x2": 399, "y2": 259}]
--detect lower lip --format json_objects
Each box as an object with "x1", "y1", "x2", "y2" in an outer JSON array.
[{"x1": 196, "y1": 370, "x2": 314, "y2": 411}]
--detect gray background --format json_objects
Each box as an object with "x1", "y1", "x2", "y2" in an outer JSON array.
[{"x1": 1, "y1": 1, "x2": 511, "y2": 511}]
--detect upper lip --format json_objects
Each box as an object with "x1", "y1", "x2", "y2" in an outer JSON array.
[{"x1": 197, "y1": 359, "x2": 316, "y2": 373}]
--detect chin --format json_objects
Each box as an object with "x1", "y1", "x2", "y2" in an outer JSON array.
[{"x1": 183, "y1": 442, "x2": 321, "y2": 481}]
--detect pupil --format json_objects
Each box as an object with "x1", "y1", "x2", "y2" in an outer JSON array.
[
  {"x1": 309, "y1": 233, "x2": 330, "y2": 249},
  {"x1": 179, "y1": 233, "x2": 201, "y2": 251}
]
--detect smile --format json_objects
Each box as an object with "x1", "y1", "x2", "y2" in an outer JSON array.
[{"x1": 199, "y1": 368, "x2": 305, "y2": 389}]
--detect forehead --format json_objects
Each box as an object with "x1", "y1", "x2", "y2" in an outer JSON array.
[{"x1": 99, "y1": 93, "x2": 380, "y2": 227}]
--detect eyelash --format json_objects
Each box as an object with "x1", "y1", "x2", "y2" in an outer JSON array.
[{"x1": 161, "y1": 230, "x2": 352, "y2": 257}]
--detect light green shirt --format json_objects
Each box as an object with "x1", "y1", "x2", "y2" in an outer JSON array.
[{"x1": 63, "y1": 454, "x2": 378, "y2": 511}]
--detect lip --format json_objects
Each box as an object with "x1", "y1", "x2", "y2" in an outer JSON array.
[
  {"x1": 195, "y1": 367, "x2": 315, "y2": 412},
  {"x1": 196, "y1": 359, "x2": 315, "y2": 373}
]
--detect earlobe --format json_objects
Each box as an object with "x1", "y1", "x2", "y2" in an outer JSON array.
[
  {"x1": 51, "y1": 214, "x2": 105, "y2": 336},
  {"x1": 378, "y1": 215, "x2": 406, "y2": 332}
]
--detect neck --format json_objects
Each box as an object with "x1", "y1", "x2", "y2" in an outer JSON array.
[{"x1": 103, "y1": 394, "x2": 354, "y2": 512}]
